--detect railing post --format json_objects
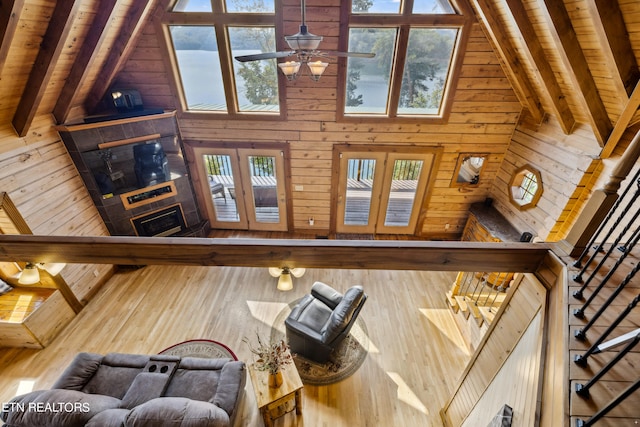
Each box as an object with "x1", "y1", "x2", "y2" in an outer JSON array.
[{"x1": 559, "y1": 128, "x2": 640, "y2": 257}]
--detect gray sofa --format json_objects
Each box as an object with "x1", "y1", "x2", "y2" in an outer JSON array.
[{"x1": 0, "y1": 352, "x2": 246, "y2": 427}]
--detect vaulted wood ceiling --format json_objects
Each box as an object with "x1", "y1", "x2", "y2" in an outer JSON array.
[{"x1": 1, "y1": 0, "x2": 639, "y2": 155}]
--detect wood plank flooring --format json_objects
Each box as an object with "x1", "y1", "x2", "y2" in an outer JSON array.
[{"x1": 0, "y1": 265, "x2": 470, "y2": 427}]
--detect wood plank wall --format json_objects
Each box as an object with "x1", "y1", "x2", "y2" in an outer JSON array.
[
  {"x1": 0, "y1": 133, "x2": 112, "y2": 304},
  {"x1": 116, "y1": 7, "x2": 523, "y2": 237},
  {"x1": 536, "y1": 250, "x2": 569, "y2": 427},
  {"x1": 488, "y1": 113, "x2": 603, "y2": 241},
  {"x1": 441, "y1": 272, "x2": 548, "y2": 426}
]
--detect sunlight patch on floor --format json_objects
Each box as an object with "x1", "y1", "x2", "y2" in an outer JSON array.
[
  {"x1": 16, "y1": 380, "x2": 35, "y2": 395},
  {"x1": 419, "y1": 308, "x2": 470, "y2": 356},
  {"x1": 386, "y1": 371, "x2": 429, "y2": 414},
  {"x1": 351, "y1": 322, "x2": 380, "y2": 354},
  {"x1": 9, "y1": 295, "x2": 35, "y2": 323},
  {"x1": 246, "y1": 300, "x2": 289, "y2": 333}
]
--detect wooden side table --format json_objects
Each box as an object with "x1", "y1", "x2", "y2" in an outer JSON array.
[{"x1": 248, "y1": 356, "x2": 303, "y2": 427}]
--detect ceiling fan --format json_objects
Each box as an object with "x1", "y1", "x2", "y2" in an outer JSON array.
[{"x1": 234, "y1": 0, "x2": 375, "y2": 81}]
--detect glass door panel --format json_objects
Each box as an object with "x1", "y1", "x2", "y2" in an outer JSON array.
[
  {"x1": 238, "y1": 149, "x2": 288, "y2": 231},
  {"x1": 377, "y1": 153, "x2": 433, "y2": 234},
  {"x1": 383, "y1": 159, "x2": 424, "y2": 226},
  {"x1": 247, "y1": 155, "x2": 279, "y2": 223},
  {"x1": 193, "y1": 147, "x2": 248, "y2": 229},
  {"x1": 336, "y1": 153, "x2": 385, "y2": 234},
  {"x1": 204, "y1": 154, "x2": 241, "y2": 223},
  {"x1": 344, "y1": 158, "x2": 377, "y2": 225}
]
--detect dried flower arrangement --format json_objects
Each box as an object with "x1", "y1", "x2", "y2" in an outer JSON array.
[{"x1": 243, "y1": 333, "x2": 293, "y2": 375}]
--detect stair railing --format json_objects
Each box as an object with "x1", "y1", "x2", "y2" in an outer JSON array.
[{"x1": 571, "y1": 167, "x2": 640, "y2": 426}]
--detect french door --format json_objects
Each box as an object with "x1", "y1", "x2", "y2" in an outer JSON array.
[
  {"x1": 335, "y1": 150, "x2": 434, "y2": 235},
  {"x1": 193, "y1": 147, "x2": 288, "y2": 231}
]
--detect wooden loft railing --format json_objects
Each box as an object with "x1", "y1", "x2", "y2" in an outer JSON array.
[{"x1": 0, "y1": 235, "x2": 548, "y2": 272}]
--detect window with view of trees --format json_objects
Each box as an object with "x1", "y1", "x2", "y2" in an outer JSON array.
[
  {"x1": 164, "y1": 0, "x2": 280, "y2": 115},
  {"x1": 343, "y1": 0, "x2": 466, "y2": 118}
]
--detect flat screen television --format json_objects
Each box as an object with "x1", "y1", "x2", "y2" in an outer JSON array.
[{"x1": 81, "y1": 135, "x2": 186, "y2": 197}]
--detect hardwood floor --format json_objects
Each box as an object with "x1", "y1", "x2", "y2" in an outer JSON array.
[{"x1": 0, "y1": 265, "x2": 469, "y2": 426}]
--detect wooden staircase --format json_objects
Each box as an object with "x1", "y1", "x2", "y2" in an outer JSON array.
[{"x1": 446, "y1": 271, "x2": 512, "y2": 352}]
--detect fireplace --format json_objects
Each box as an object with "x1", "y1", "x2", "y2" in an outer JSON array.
[{"x1": 131, "y1": 204, "x2": 186, "y2": 237}]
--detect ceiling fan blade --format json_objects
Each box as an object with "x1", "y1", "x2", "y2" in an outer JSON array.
[
  {"x1": 234, "y1": 51, "x2": 295, "y2": 62},
  {"x1": 325, "y1": 51, "x2": 376, "y2": 59}
]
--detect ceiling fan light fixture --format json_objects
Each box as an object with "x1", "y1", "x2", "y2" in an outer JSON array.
[
  {"x1": 285, "y1": 28, "x2": 323, "y2": 51},
  {"x1": 308, "y1": 60, "x2": 328, "y2": 81},
  {"x1": 277, "y1": 271, "x2": 294, "y2": 291},
  {"x1": 278, "y1": 61, "x2": 301, "y2": 80}
]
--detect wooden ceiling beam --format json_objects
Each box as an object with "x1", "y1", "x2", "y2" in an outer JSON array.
[
  {"x1": 11, "y1": 0, "x2": 81, "y2": 137},
  {"x1": 601, "y1": 81, "x2": 640, "y2": 159},
  {"x1": 470, "y1": 0, "x2": 545, "y2": 125},
  {"x1": 52, "y1": 0, "x2": 122, "y2": 125},
  {"x1": 536, "y1": 0, "x2": 612, "y2": 146},
  {"x1": 0, "y1": 0, "x2": 24, "y2": 76},
  {"x1": 503, "y1": 0, "x2": 575, "y2": 135},
  {"x1": 0, "y1": 235, "x2": 549, "y2": 273},
  {"x1": 85, "y1": 0, "x2": 155, "y2": 115},
  {"x1": 584, "y1": 0, "x2": 639, "y2": 100}
]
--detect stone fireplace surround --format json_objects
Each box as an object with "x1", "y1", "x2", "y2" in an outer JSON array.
[{"x1": 58, "y1": 111, "x2": 206, "y2": 237}]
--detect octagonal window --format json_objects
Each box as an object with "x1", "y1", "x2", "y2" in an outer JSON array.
[{"x1": 509, "y1": 164, "x2": 542, "y2": 210}]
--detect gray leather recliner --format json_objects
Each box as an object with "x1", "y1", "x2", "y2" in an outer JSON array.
[{"x1": 285, "y1": 282, "x2": 367, "y2": 363}]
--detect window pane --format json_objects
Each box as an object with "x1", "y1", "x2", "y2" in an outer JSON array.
[
  {"x1": 345, "y1": 28, "x2": 396, "y2": 115},
  {"x1": 172, "y1": 0, "x2": 212, "y2": 12},
  {"x1": 398, "y1": 28, "x2": 457, "y2": 115},
  {"x1": 352, "y1": 0, "x2": 401, "y2": 13},
  {"x1": 413, "y1": 0, "x2": 456, "y2": 14},
  {"x1": 229, "y1": 27, "x2": 279, "y2": 113},
  {"x1": 169, "y1": 26, "x2": 226, "y2": 111},
  {"x1": 226, "y1": 0, "x2": 274, "y2": 13}
]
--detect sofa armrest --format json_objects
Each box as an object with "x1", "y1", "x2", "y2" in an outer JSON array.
[
  {"x1": 52, "y1": 352, "x2": 104, "y2": 390},
  {"x1": 213, "y1": 361, "x2": 246, "y2": 419},
  {"x1": 310, "y1": 281, "x2": 343, "y2": 309}
]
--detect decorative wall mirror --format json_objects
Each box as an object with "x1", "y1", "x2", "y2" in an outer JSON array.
[
  {"x1": 509, "y1": 164, "x2": 543, "y2": 210},
  {"x1": 451, "y1": 154, "x2": 487, "y2": 187}
]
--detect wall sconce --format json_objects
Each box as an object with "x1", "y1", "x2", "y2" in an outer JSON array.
[
  {"x1": 268, "y1": 267, "x2": 306, "y2": 291},
  {"x1": 18, "y1": 262, "x2": 66, "y2": 285}
]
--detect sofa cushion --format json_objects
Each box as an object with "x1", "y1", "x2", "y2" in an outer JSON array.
[
  {"x1": 82, "y1": 353, "x2": 149, "y2": 399},
  {"x1": 125, "y1": 397, "x2": 229, "y2": 427},
  {"x1": 85, "y1": 408, "x2": 130, "y2": 427},
  {"x1": 163, "y1": 358, "x2": 225, "y2": 402},
  {"x1": 2, "y1": 389, "x2": 121, "y2": 427}
]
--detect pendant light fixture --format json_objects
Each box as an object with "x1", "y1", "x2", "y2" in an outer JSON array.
[{"x1": 268, "y1": 267, "x2": 306, "y2": 291}]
